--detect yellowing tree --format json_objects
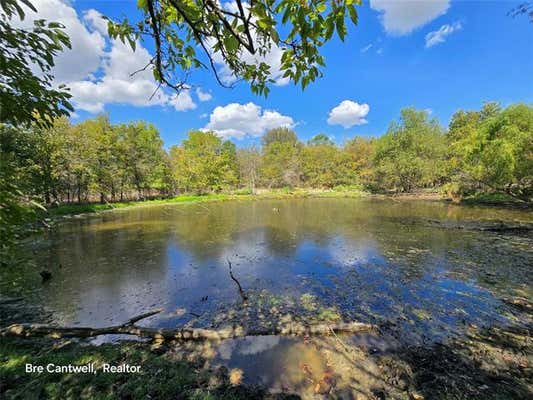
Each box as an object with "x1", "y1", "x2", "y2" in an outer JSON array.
[{"x1": 170, "y1": 130, "x2": 238, "y2": 193}]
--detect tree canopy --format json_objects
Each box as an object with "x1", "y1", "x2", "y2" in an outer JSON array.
[
  {"x1": 2, "y1": 104, "x2": 531, "y2": 217},
  {"x1": 373, "y1": 108, "x2": 447, "y2": 192},
  {"x1": 0, "y1": 0, "x2": 73, "y2": 127},
  {"x1": 170, "y1": 130, "x2": 238, "y2": 193},
  {"x1": 262, "y1": 126, "x2": 298, "y2": 146},
  {"x1": 107, "y1": 0, "x2": 361, "y2": 95},
  {"x1": 447, "y1": 103, "x2": 533, "y2": 202}
]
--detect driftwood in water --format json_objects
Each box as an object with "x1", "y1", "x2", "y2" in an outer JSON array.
[
  {"x1": 227, "y1": 259, "x2": 248, "y2": 302},
  {"x1": 501, "y1": 297, "x2": 533, "y2": 313},
  {"x1": 1, "y1": 308, "x2": 375, "y2": 342}
]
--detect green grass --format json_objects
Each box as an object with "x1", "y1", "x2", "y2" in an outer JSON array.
[
  {"x1": 461, "y1": 192, "x2": 528, "y2": 206},
  {"x1": 0, "y1": 338, "x2": 282, "y2": 400},
  {"x1": 45, "y1": 188, "x2": 528, "y2": 219},
  {"x1": 46, "y1": 189, "x2": 371, "y2": 217},
  {"x1": 46, "y1": 193, "x2": 233, "y2": 216}
]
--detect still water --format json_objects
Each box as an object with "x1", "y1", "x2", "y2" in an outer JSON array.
[{"x1": 2, "y1": 198, "x2": 532, "y2": 392}]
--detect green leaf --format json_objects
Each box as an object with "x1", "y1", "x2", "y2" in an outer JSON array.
[
  {"x1": 224, "y1": 36, "x2": 239, "y2": 52},
  {"x1": 348, "y1": 6, "x2": 358, "y2": 24}
]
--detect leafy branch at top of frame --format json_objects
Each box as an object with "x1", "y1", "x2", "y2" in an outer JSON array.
[{"x1": 105, "y1": 0, "x2": 361, "y2": 96}]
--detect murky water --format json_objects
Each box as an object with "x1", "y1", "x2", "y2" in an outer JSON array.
[{"x1": 2, "y1": 198, "x2": 532, "y2": 395}]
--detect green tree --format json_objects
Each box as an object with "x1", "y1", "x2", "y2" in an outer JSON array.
[
  {"x1": 0, "y1": 117, "x2": 71, "y2": 204},
  {"x1": 262, "y1": 127, "x2": 298, "y2": 147},
  {"x1": 373, "y1": 108, "x2": 446, "y2": 192},
  {"x1": 0, "y1": 126, "x2": 41, "y2": 258},
  {"x1": 0, "y1": 0, "x2": 73, "y2": 127},
  {"x1": 1, "y1": 0, "x2": 74, "y2": 262},
  {"x1": 447, "y1": 103, "x2": 533, "y2": 202},
  {"x1": 66, "y1": 119, "x2": 99, "y2": 202},
  {"x1": 237, "y1": 145, "x2": 261, "y2": 193},
  {"x1": 107, "y1": 0, "x2": 360, "y2": 96},
  {"x1": 118, "y1": 122, "x2": 166, "y2": 199},
  {"x1": 260, "y1": 127, "x2": 301, "y2": 188},
  {"x1": 307, "y1": 133, "x2": 334, "y2": 146},
  {"x1": 342, "y1": 136, "x2": 375, "y2": 187},
  {"x1": 30, "y1": 117, "x2": 71, "y2": 204},
  {"x1": 170, "y1": 130, "x2": 237, "y2": 193},
  {"x1": 301, "y1": 134, "x2": 341, "y2": 187},
  {"x1": 70, "y1": 116, "x2": 118, "y2": 203}
]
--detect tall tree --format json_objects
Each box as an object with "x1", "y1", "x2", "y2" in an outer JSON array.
[
  {"x1": 237, "y1": 145, "x2": 261, "y2": 193},
  {"x1": 447, "y1": 103, "x2": 533, "y2": 202},
  {"x1": 373, "y1": 108, "x2": 446, "y2": 192},
  {"x1": 307, "y1": 133, "x2": 334, "y2": 146},
  {"x1": 262, "y1": 127, "x2": 298, "y2": 147},
  {"x1": 260, "y1": 127, "x2": 301, "y2": 187},
  {"x1": 170, "y1": 130, "x2": 238, "y2": 193},
  {"x1": 301, "y1": 134, "x2": 341, "y2": 187},
  {"x1": 119, "y1": 122, "x2": 166, "y2": 199},
  {"x1": 342, "y1": 136, "x2": 375, "y2": 187}
]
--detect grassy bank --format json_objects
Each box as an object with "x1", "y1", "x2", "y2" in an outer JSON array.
[
  {"x1": 0, "y1": 337, "x2": 281, "y2": 400},
  {"x1": 45, "y1": 188, "x2": 371, "y2": 217},
  {"x1": 44, "y1": 188, "x2": 530, "y2": 219},
  {"x1": 45, "y1": 193, "x2": 234, "y2": 216},
  {"x1": 2, "y1": 325, "x2": 530, "y2": 400}
]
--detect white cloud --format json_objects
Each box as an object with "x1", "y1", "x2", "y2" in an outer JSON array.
[
  {"x1": 169, "y1": 90, "x2": 197, "y2": 111},
  {"x1": 196, "y1": 88, "x2": 212, "y2": 101},
  {"x1": 67, "y1": 36, "x2": 175, "y2": 112},
  {"x1": 425, "y1": 21, "x2": 462, "y2": 48},
  {"x1": 361, "y1": 44, "x2": 373, "y2": 53},
  {"x1": 68, "y1": 78, "x2": 167, "y2": 113},
  {"x1": 15, "y1": 0, "x2": 106, "y2": 82},
  {"x1": 370, "y1": 0, "x2": 450, "y2": 35},
  {"x1": 327, "y1": 100, "x2": 370, "y2": 128},
  {"x1": 204, "y1": 102, "x2": 294, "y2": 139},
  {"x1": 15, "y1": 0, "x2": 197, "y2": 113},
  {"x1": 83, "y1": 9, "x2": 108, "y2": 36}
]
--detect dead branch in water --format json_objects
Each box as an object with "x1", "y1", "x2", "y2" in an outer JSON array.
[
  {"x1": 1, "y1": 308, "x2": 376, "y2": 342},
  {"x1": 227, "y1": 259, "x2": 248, "y2": 302}
]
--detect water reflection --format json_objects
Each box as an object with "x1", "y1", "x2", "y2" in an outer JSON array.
[
  {"x1": 212, "y1": 333, "x2": 397, "y2": 398},
  {"x1": 2, "y1": 198, "x2": 531, "y2": 343}
]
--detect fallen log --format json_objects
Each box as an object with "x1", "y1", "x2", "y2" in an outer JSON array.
[{"x1": 0, "y1": 308, "x2": 376, "y2": 341}]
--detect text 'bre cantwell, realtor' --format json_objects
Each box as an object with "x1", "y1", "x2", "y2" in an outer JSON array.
[{"x1": 25, "y1": 363, "x2": 141, "y2": 375}]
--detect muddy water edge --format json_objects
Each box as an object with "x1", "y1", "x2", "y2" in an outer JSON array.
[{"x1": 1, "y1": 198, "x2": 532, "y2": 399}]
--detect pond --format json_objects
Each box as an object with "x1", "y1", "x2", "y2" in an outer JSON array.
[{"x1": 2, "y1": 198, "x2": 532, "y2": 394}]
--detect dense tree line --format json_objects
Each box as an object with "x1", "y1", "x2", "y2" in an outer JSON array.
[
  {"x1": 2, "y1": 103, "x2": 531, "y2": 208},
  {"x1": 1, "y1": 116, "x2": 172, "y2": 205}
]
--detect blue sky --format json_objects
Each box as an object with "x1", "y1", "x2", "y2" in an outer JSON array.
[{"x1": 28, "y1": 1, "x2": 533, "y2": 147}]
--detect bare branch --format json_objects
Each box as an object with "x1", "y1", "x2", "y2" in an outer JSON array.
[
  {"x1": 129, "y1": 56, "x2": 155, "y2": 77},
  {"x1": 227, "y1": 259, "x2": 248, "y2": 303}
]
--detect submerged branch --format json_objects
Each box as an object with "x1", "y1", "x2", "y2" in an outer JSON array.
[{"x1": 227, "y1": 259, "x2": 248, "y2": 303}]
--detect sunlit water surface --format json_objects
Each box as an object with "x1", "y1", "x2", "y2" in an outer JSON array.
[{"x1": 2, "y1": 198, "x2": 532, "y2": 394}]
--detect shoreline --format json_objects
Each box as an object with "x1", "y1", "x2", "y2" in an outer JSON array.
[
  {"x1": 44, "y1": 189, "x2": 530, "y2": 219},
  {"x1": 2, "y1": 321, "x2": 530, "y2": 399}
]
